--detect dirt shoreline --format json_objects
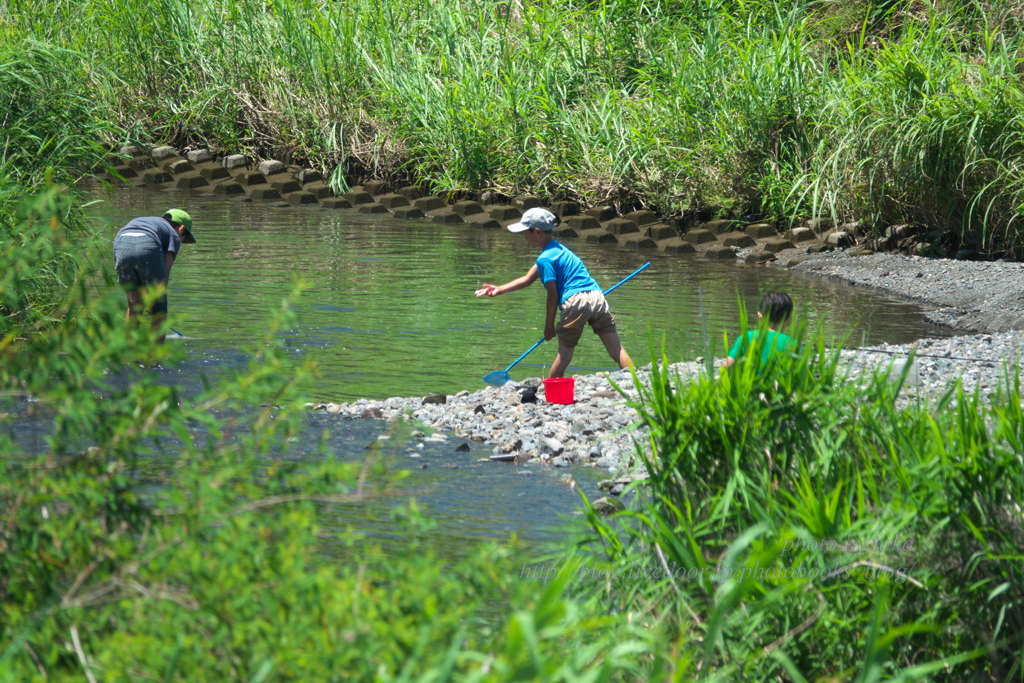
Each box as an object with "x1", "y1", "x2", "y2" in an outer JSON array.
[{"x1": 782, "y1": 250, "x2": 1024, "y2": 334}]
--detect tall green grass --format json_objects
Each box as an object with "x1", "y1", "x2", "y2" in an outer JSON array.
[
  {"x1": 5, "y1": 0, "x2": 1024, "y2": 252},
  {"x1": 581, "y1": 320, "x2": 1024, "y2": 679}
]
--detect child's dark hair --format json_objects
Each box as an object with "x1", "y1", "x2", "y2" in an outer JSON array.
[{"x1": 759, "y1": 291, "x2": 793, "y2": 326}]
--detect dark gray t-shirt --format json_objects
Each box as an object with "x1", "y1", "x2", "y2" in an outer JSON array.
[{"x1": 115, "y1": 216, "x2": 181, "y2": 255}]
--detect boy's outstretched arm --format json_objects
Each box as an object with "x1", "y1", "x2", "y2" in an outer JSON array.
[{"x1": 477, "y1": 265, "x2": 540, "y2": 297}]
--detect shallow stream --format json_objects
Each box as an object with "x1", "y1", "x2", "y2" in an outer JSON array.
[{"x1": 63, "y1": 183, "x2": 956, "y2": 556}]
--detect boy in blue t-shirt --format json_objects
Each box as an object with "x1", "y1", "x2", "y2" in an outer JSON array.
[
  {"x1": 722, "y1": 291, "x2": 797, "y2": 370},
  {"x1": 477, "y1": 208, "x2": 632, "y2": 378}
]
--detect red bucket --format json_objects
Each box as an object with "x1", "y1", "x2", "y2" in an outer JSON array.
[{"x1": 542, "y1": 377, "x2": 575, "y2": 404}]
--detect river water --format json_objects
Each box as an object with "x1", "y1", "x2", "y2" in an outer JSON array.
[{"x1": 69, "y1": 183, "x2": 953, "y2": 556}]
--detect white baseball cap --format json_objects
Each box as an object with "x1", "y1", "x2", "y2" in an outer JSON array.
[{"x1": 508, "y1": 207, "x2": 558, "y2": 233}]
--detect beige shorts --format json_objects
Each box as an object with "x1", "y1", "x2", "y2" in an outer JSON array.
[{"x1": 556, "y1": 290, "x2": 616, "y2": 347}]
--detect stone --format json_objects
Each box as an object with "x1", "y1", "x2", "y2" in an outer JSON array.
[
  {"x1": 763, "y1": 238, "x2": 796, "y2": 253},
  {"x1": 826, "y1": 231, "x2": 854, "y2": 248},
  {"x1": 326, "y1": 403, "x2": 343, "y2": 414},
  {"x1": 647, "y1": 224, "x2": 677, "y2": 240},
  {"x1": 392, "y1": 207, "x2": 425, "y2": 219},
  {"x1": 363, "y1": 180, "x2": 389, "y2": 195},
  {"x1": 703, "y1": 219, "x2": 734, "y2": 234},
  {"x1": 414, "y1": 196, "x2": 446, "y2": 211},
  {"x1": 455, "y1": 442, "x2": 471, "y2": 452},
  {"x1": 257, "y1": 160, "x2": 286, "y2": 176},
  {"x1": 623, "y1": 210, "x2": 657, "y2": 226},
  {"x1": 213, "y1": 181, "x2": 244, "y2": 195},
  {"x1": 398, "y1": 185, "x2": 425, "y2": 200},
  {"x1": 452, "y1": 201, "x2": 485, "y2": 216},
  {"x1": 422, "y1": 394, "x2": 447, "y2": 405},
  {"x1": 541, "y1": 438, "x2": 564, "y2": 455},
  {"x1": 606, "y1": 219, "x2": 639, "y2": 235},
  {"x1": 592, "y1": 497, "x2": 624, "y2": 514},
  {"x1": 586, "y1": 231, "x2": 618, "y2": 244},
  {"x1": 248, "y1": 187, "x2": 282, "y2": 200},
  {"x1": 745, "y1": 223, "x2": 777, "y2": 238},
  {"x1": 565, "y1": 215, "x2": 599, "y2": 231},
  {"x1": 684, "y1": 229, "x2": 717, "y2": 244},
  {"x1": 661, "y1": 238, "x2": 697, "y2": 255},
  {"x1": 222, "y1": 154, "x2": 249, "y2": 169},
  {"x1": 238, "y1": 172, "x2": 267, "y2": 186},
  {"x1": 284, "y1": 191, "x2": 318, "y2": 204},
  {"x1": 585, "y1": 205, "x2": 617, "y2": 221},
  {"x1": 490, "y1": 206, "x2": 521, "y2": 220},
  {"x1": 378, "y1": 193, "x2": 410, "y2": 208},
  {"x1": 297, "y1": 169, "x2": 323, "y2": 184},
  {"x1": 722, "y1": 232, "x2": 756, "y2": 248},
  {"x1": 199, "y1": 166, "x2": 230, "y2": 180},
  {"x1": 186, "y1": 149, "x2": 213, "y2": 163},
  {"x1": 175, "y1": 175, "x2": 209, "y2": 189},
  {"x1": 549, "y1": 201, "x2": 580, "y2": 218},
  {"x1": 151, "y1": 146, "x2": 178, "y2": 161},
  {"x1": 785, "y1": 227, "x2": 816, "y2": 242},
  {"x1": 321, "y1": 198, "x2": 354, "y2": 209},
  {"x1": 595, "y1": 456, "x2": 617, "y2": 468},
  {"x1": 552, "y1": 456, "x2": 570, "y2": 468},
  {"x1": 705, "y1": 245, "x2": 738, "y2": 259},
  {"x1": 361, "y1": 407, "x2": 384, "y2": 419},
  {"x1": 359, "y1": 203, "x2": 388, "y2": 214},
  {"x1": 514, "y1": 195, "x2": 542, "y2": 212},
  {"x1": 168, "y1": 159, "x2": 194, "y2": 174},
  {"x1": 344, "y1": 190, "x2": 375, "y2": 205},
  {"x1": 469, "y1": 217, "x2": 502, "y2": 229}
]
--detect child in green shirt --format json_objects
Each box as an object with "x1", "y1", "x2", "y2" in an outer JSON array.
[{"x1": 722, "y1": 291, "x2": 797, "y2": 370}]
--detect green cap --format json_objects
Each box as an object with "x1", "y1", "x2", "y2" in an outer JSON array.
[{"x1": 165, "y1": 208, "x2": 195, "y2": 243}]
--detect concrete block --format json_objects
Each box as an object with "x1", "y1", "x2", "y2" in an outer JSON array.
[
  {"x1": 722, "y1": 232, "x2": 756, "y2": 248},
  {"x1": 763, "y1": 238, "x2": 796, "y2": 253},
  {"x1": 168, "y1": 159, "x2": 194, "y2": 175},
  {"x1": 321, "y1": 198, "x2": 353, "y2": 209},
  {"x1": 271, "y1": 179, "x2": 302, "y2": 194},
  {"x1": 363, "y1": 180, "x2": 389, "y2": 195},
  {"x1": 284, "y1": 191, "x2": 318, "y2": 204},
  {"x1": 392, "y1": 207, "x2": 425, "y2": 219},
  {"x1": 646, "y1": 224, "x2": 677, "y2": 240},
  {"x1": 745, "y1": 250, "x2": 776, "y2": 264},
  {"x1": 175, "y1": 175, "x2": 209, "y2": 189},
  {"x1": 566, "y1": 215, "x2": 599, "y2": 231},
  {"x1": 514, "y1": 196, "x2": 541, "y2": 212},
  {"x1": 549, "y1": 201, "x2": 580, "y2": 218},
  {"x1": 344, "y1": 191, "x2": 375, "y2": 205},
  {"x1": 239, "y1": 172, "x2": 267, "y2": 187},
  {"x1": 378, "y1": 194, "x2": 410, "y2": 209},
  {"x1": 431, "y1": 210, "x2": 464, "y2": 225},
  {"x1": 620, "y1": 235, "x2": 658, "y2": 249},
  {"x1": 585, "y1": 205, "x2": 617, "y2": 221},
  {"x1": 141, "y1": 169, "x2": 172, "y2": 184},
  {"x1": 745, "y1": 223, "x2": 777, "y2": 238},
  {"x1": 468, "y1": 216, "x2": 502, "y2": 229},
  {"x1": 785, "y1": 227, "x2": 816, "y2": 242},
  {"x1": 398, "y1": 186, "x2": 425, "y2": 200},
  {"x1": 222, "y1": 154, "x2": 249, "y2": 169},
  {"x1": 490, "y1": 206, "x2": 521, "y2": 220},
  {"x1": 151, "y1": 146, "x2": 178, "y2": 161},
  {"x1": 112, "y1": 165, "x2": 138, "y2": 179},
  {"x1": 248, "y1": 187, "x2": 282, "y2": 199},
  {"x1": 705, "y1": 245, "x2": 738, "y2": 259},
  {"x1": 623, "y1": 210, "x2": 657, "y2": 226},
  {"x1": 297, "y1": 169, "x2": 323, "y2": 184},
  {"x1": 586, "y1": 231, "x2": 618, "y2": 244},
  {"x1": 414, "y1": 196, "x2": 445, "y2": 212},
  {"x1": 305, "y1": 184, "x2": 333, "y2": 199},
  {"x1": 213, "y1": 181, "x2": 244, "y2": 195},
  {"x1": 606, "y1": 219, "x2": 639, "y2": 235},
  {"x1": 704, "y1": 219, "x2": 734, "y2": 234},
  {"x1": 358, "y1": 203, "x2": 388, "y2": 214},
  {"x1": 661, "y1": 238, "x2": 697, "y2": 255},
  {"x1": 552, "y1": 226, "x2": 579, "y2": 239},
  {"x1": 199, "y1": 166, "x2": 230, "y2": 180},
  {"x1": 684, "y1": 229, "x2": 717, "y2": 244},
  {"x1": 807, "y1": 243, "x2": 835, "y2": 254},
  {"x1": 452, "y1": 200, "x2": 485, "y2": 216}
]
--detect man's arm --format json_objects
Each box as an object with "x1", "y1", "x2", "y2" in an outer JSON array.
[
  {"x1": 477, "y1": 265, "x2": 540, "y2": 296},
  {"x1": 163, "y1": 251, "x2": 176, "y2": 281},
  {"x1": 544, "y1": 281, "x2": 558, "y2": 340}
]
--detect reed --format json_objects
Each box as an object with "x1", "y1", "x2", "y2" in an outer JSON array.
[{"x1": 6, "y1": 0, "x2": 1024, "y2": 252}]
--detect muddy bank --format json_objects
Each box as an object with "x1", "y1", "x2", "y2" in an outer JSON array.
[{"x1": 785, "y1": 250, "x2": 1024, "y2": 334}]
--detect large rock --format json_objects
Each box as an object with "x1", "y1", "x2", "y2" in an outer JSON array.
[
  {"x1": 592, "y1": 497, "x2": 625, "y2": 514},
  {"x1": 186, "y1": 149, "x2": 213, "y2": 163},
  {"x1": 257, "y1": 160, "x2": 286, "y2": 176},
  {"x1": 422, "y1": 393, "x2": 447, "y2": 405},
  {"x1": 222, "y1": 154, "x2": 249, "y2": 169}
]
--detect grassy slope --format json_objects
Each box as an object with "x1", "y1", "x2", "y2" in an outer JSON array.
[{"x1": 5, "y1": 0, "x2": 1024, "y2": 253}]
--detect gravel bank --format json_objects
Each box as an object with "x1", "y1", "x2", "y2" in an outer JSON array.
[
  {"x1": 787, "y1": 250, "x2": 1024, "y2": 334},
  {"x1": 313, "y1": 330, "x2": 1023, "y2": 493}
]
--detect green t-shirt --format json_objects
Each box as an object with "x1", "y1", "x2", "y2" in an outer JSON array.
[{"x1": 727, "y1": 330, "x2": 797, "y2": 367}]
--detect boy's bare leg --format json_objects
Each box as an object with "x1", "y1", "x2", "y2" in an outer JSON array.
[
  {"x1": 125, "y1": 290, "x2": 142, "y2": 325},
  {"x1": 549, "y1": 342, "x2": 575, "y2": 378},
  {"x1": 599, "y1": 331, "x2": 632, "y2": 370}
]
